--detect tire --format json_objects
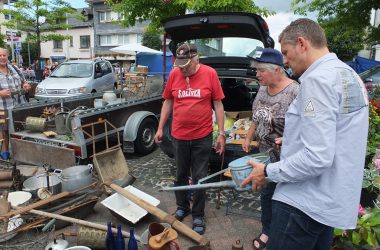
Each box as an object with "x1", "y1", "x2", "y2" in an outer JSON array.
[{"x1": 134, "y1": 117, "x2": 158, "y2": 155}]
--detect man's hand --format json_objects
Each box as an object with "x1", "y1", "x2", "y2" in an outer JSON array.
[
  {"x1": 214, "y1": 135, "x2": 225, "y2": 155},
  {"x1": 0, "y1": 89, "x2": 11, "y2": 97},
  {"x1": 154, "y1": 128, "x2": 163, "y2": 144},
  {"x1": 240, "y1": 160, "x2": 267, "y2": 191}
]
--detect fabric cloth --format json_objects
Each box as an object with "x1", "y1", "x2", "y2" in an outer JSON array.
[
  {"x1": 267, "y1": 201, "x2": 334, "y2": 250},
  {"x1": 252, "y1": 81, "x2": 299, "y2": 152},
  {"x1": 163, "y1": 64, "x2": 224, "y2": 140},
  {"x1": 267, "y1": 53, "x2": 369, "y2": 229},
  {"x1": 172, "y1": 133, "x2": 212, "y2": 217}
]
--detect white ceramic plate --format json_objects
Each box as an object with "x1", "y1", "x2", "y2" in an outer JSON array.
[
  {"x1": 101, "y1": 186, "x2": 160, "y2": 224},
  {"x1": 7, "y1": 191, "x2": 32, "y2": 207}
]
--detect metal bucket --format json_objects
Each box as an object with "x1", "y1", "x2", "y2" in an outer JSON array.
[
  {"x1": 55, "y1": 112, "x2": 69, "y2": 135},
  {"x1": 25, "y1": 116, "x2": 47, "y2": 132},
  {"x1": 229, "y1": 153, "x2": 271, "y2": 191}
]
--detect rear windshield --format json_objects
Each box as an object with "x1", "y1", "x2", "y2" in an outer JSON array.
[
  {"x1": 51, "y1": 63, "x2": 93, "y2": 78},
  {"x1": 187, "y1": 37, "x2": 264, "y2": 58}
]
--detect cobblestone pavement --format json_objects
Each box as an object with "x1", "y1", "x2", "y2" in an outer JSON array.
[{"x1": 127, "y1": 148, "x2": 262, "y2": 218}]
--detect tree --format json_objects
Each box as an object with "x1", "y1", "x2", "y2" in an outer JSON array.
[
  {"x1": 0, "y1": 0, "x2": 81, "y2": 58},
  {"x1": 21, "y1": 42, "x2": 39, "y2": 66},
  {"x1": 0, "y1": 34, "x2": 6, "y2": 48},
  {"x1": 292, "y1": 0, "x2": 380, "y2": 46},
  {"x1": 142, "y1": 32, "x2": 162, "y2": 51},
  {"x1": 106, "y1": 0, "x2": 274, "y2": 32},
  {"x1": 320, "y1": 17, "x2": 365, "y2": 61}
]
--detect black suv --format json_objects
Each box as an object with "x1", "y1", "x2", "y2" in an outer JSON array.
[{"x1": 159, "y1": 12, "x2": 275, "y2": 168}]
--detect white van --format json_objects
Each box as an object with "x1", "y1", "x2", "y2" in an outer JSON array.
[{"x1": 35, "y1": 59, "x2": 117, "y2": 100}]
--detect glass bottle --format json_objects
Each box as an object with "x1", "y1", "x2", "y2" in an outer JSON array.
[
  {"x1": 127, "y1": 226, "x2": 138, "y2": 250},
  {"x1": 106, "y1": 222, "x2": 116, "y2": 250},
  {"x1": 116, "y1": 224, "x2": 125, "y2": 250}
]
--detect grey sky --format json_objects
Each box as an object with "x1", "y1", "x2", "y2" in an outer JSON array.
[{"x1": 255, "y1": 0, "x2": 293, "y2": 13}]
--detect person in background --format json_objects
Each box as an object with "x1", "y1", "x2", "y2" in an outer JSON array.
[
  {"x1": 43, "y1": 59, "x2": 52, "y2": 79},
  {"x1": 33, "y1": 59, "x2": 41, "y2": 82},
  {"x1": 50, "y1": 61, "x2": 59, "y2": 72},
  {"x1": 242, "y1": 48, "x2": 299, "y2": 250},
  {"x1": 154, "y1": 43, "x2": 225, "y2": 235},
  {"x1": 0, "y1": 48, "x2": 31, "y2": 159},
  {"x1": 241, "y1": 18, "x2": 369, "y2": 250}
]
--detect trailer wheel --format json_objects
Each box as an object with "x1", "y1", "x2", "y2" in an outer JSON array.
[{"x1": 135, "y1": 117, "x2": 157, "y2": 155}]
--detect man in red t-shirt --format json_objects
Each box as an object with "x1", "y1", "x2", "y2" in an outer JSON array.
[{"x1": 154, "y1": 43, "x2": 225, "y2": 235}]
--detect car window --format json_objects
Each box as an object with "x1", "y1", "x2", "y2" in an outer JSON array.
[
  {"x1": 51, "y1": 63, "x2": 93, "y2": 78},
  {"x1": 95, "y1": 63, "x2": 102, "y2": 74},
  {"x1": 187, "y1": 37, "x2": 264, "y2": 58},
  {"x1": 100, "y1": 62, "x2": 112, "y2": 75},
  {"x1": 360, "y1": 66, "x2": 380, "y2": 83}
]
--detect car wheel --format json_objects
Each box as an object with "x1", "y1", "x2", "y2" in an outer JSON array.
[{"x1": 134, "y1": 117, "x2": 158, "y2": 155}]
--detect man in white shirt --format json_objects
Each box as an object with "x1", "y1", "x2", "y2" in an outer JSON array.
[{"x1": 241, "y1": 18, "x2": 369, "y2": 250}]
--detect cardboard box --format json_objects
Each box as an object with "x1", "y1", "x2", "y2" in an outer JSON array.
[{"x1": 134, "y1": 66, "x2": 149, "y2": 74}]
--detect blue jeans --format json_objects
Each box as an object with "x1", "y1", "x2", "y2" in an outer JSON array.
[
  {"x1": 267, "y1": 201, "x2": 334, "y2": 250},
  {"x1": 172, "y1": 133, "x2": 212, "y2": 217},
  {"x1": 260, "y1": 182, "x2": 277, "y2": 236}
]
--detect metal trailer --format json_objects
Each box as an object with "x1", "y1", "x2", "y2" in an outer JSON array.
[{"x1": 8, "y1": 93, "x2": 162, "y2": 168}]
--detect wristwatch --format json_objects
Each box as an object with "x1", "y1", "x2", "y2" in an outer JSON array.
[
  {"x1": 263, "y1": 164, "x2": 268, "y2": 177},
  {"x1": 219, "y1": 131, "x2": 226, "y2": 137}
]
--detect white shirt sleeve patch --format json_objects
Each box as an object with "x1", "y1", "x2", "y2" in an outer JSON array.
[{"x1": 304, "y1": 99, "x2": 315, "y2": 117}]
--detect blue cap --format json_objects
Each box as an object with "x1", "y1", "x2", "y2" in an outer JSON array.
[{"x1": 251, "y1": 48, "x2": 284, "y2": 67}]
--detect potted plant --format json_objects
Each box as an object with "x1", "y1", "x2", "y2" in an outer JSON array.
[
  {"x1": 333, "y1": 205, "x2": 380, "y2": 249},
  {"x1": 362, "y1": 92, "x2": 380, "y2": 207},
  {"x1": 362, "y1": 167, "x2": 380, "y2": 208}
]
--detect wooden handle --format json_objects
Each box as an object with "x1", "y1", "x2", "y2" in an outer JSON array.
[
  {"x1": 0, "y1": 181, "x2": 98, "y2": 219},
  {"x1": 105, "y1": 182, "x2": 210, "y2": 246},
  {"x1": 0, "y1": 191, "x2": 70, "y2": 219}
]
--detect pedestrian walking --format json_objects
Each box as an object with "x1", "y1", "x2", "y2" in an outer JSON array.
[
  {"x1": 241, "y1": 18, "x2": 369, "y2": 250},
  {"x1": 154, "y1": 43, "x2": 225, "y2": 235}
]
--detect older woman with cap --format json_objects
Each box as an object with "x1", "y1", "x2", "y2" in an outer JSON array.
[
  {"x1": 154, "y1": 43, "x2": 225, "y2": 235},
  {"x1": 242, "y1": 48, "x2": 299, "y2": 249}
]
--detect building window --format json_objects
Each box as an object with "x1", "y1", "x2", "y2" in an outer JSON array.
[
  {"x1": 99, "y1": 11, "x2": 111, "y2": 23},
  {"x1": 4, "y1": 14, "x2": 14, "y2": 20},
  {"x1": 99, "y1": 35, "x2": 113, "y2": 46},
  {"x1": 53, "y1": 40, "x2": 63, "y2": 49},
  {"x1": 69, "y1": 37, "x2": 73, "y2": 47},
  {"x1": 80, "y1": 35, "x2": 90, "y2": 48},
  {"x1": 137, "y1": 34, "x2": 143, "y2": 43},
  {"x1": 118, "y1": 34, "x2": 129, "y2": 45}
]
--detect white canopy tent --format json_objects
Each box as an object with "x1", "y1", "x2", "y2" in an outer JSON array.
[{"x1": 110, "y1": 43, "x2": 162, "y2": 55}]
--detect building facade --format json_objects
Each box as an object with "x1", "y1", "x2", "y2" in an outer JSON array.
[
  {"x1": 86, "y1": 0, "x2": 149, "y2": 63},
  {"x1": 40, "y1": 8, "x2": 94, "y2": 61}
]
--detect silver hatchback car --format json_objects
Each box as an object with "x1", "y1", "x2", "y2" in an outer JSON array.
[{"x1": 35, "y1": 59, "x2": 117, "y2": 100}]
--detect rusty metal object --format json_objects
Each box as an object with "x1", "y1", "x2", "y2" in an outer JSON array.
[
  {"x1": 0, "y1": 191, "x2": 10, "y2": 234},
  {"x1": 0, "y1": 170, "x2": 12, "y2": 181},
  {"x1": 0, "y1": 181, "x2": 13, "y2": 189}
]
